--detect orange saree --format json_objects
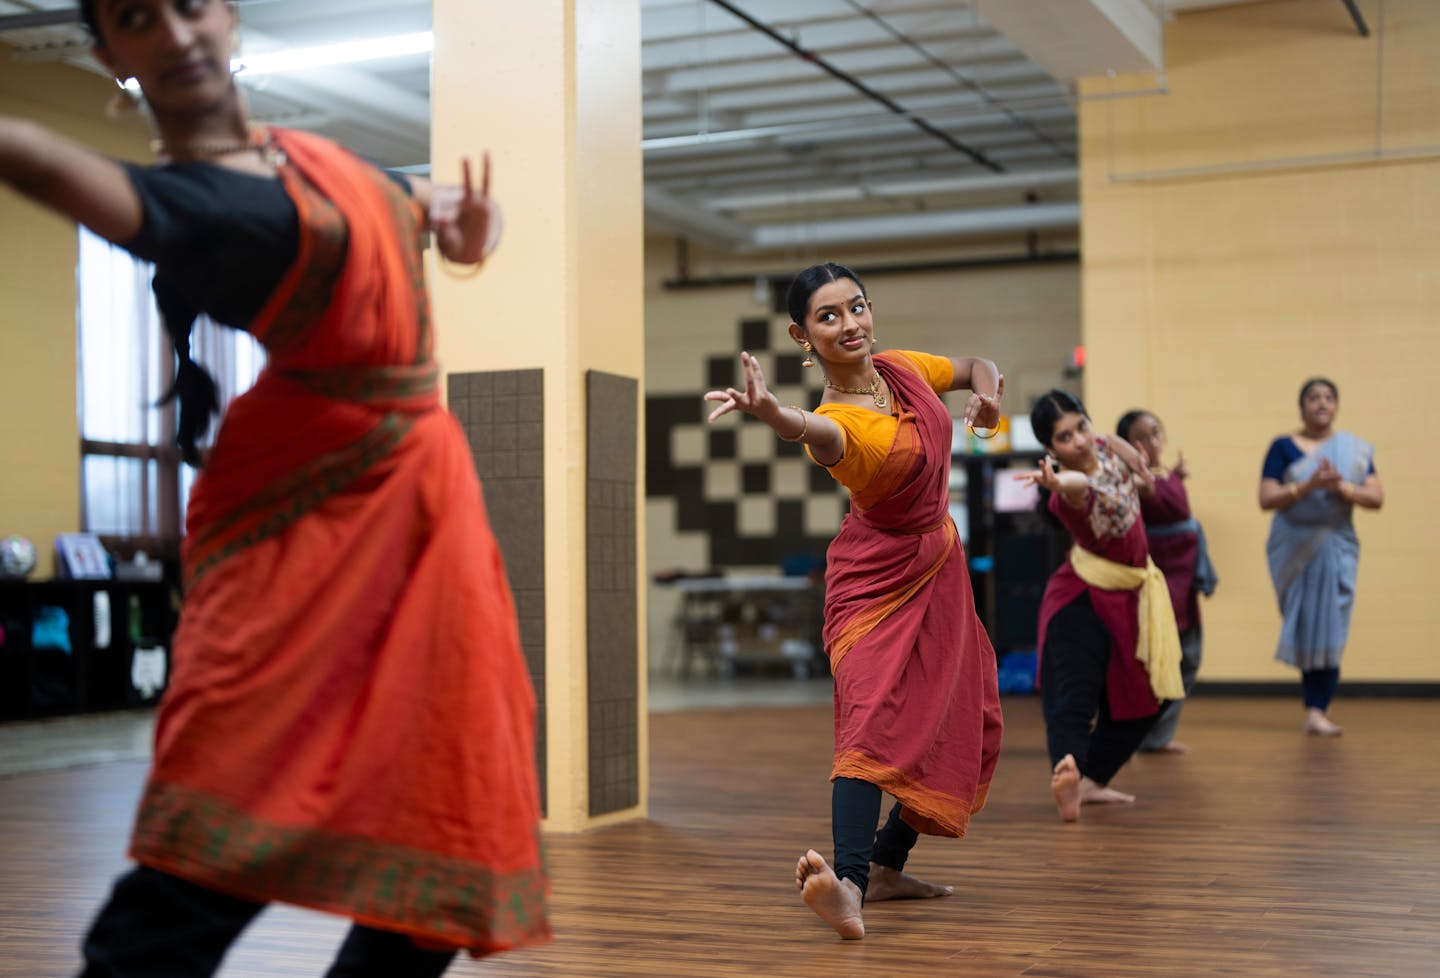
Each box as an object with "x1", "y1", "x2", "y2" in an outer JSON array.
[
  {"x1": 128, "y1": 129, "x2": 549, "y2": 955},
  {"x1": 821, "y1": 352, "x2": 1003, "y2": 838}
]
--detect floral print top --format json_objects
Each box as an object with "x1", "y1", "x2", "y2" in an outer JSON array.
[{"x1": 1086, "y1": 437, "x2": 1141, "y2": 541}]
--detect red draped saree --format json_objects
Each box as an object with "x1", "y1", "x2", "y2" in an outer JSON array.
[
  {"x1": 128, "y1": 129, "x2": 549, "y2": 955},
  {"x1": 819, "y1": 351, "x2": 1003, "y2": 838}
]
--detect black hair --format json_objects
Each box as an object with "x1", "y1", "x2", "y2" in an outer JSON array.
[
  {"x1": 151, "y1": 277, "x2": 219, "y2": 467},
  {"x1": 1115, "y1": 409, "x2": 1154, "y2": 443},
  {"x1": 1299, "y1": 377, "x2": 1338, "y2": 406},
  {"x1": 1029, "y1": 389, "x2": 1088, "y2": 449},
  {"x1": 78, "y1": 0, "x2": 100, "y2": 40},
  {"x1": 785, "y1": 261, "x2": 867, "y2": 327},
  {"x1": 77, "y1": 0, "x2": 222, "y2": 463}
]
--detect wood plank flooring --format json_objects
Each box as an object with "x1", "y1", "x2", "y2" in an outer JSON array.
[{"x1": 1, "y1": 696, "x2": 1437, "y2": 976}]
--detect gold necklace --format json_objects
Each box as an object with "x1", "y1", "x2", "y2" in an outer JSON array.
[
  {"x1": 824, "y1": 372, "x2": 888, "y2": 409},
  {"x1": 152, "y1": 126, "x2": 285, "y2": 167}
]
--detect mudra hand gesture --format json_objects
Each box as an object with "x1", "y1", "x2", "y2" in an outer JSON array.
[
  {"x1": 1016, "y1": 455, "x2": 1063, "y2": 491},
  {"x1": 963, "y1": 374, "x2": 1005, "y2": 430},
  {"x1": 1307, "y1": 458, "x2": 1344, "y2": 494},
  {"x1": 431, "y1": 153, "x2": 503, "y2": 265},
  {"x1": 705, "y1": 351, "x2": 779, "y2": 423}
]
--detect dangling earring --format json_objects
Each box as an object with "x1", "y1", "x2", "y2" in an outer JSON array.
[
  {"x1": 801, "y1": 341, "x2": 814, "y2": 368},
  {"x1": 106, "y1": 77, "x2": 140, "y2": 119}
]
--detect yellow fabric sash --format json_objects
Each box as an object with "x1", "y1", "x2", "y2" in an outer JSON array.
[{"x1": 1068, "y1": 545, "x2": 1185, "y2": 701}]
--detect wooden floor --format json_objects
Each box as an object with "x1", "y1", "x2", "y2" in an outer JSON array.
[{"x1": 2, "y1": 696, "x2": 1438, "y2": 977}]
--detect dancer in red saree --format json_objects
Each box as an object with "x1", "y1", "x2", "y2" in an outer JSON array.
[
  {"x1": 705, "y1": 262, "x2": 1004, "y2": 940},
  {"x1": 1, "y1": 1, "x2": 546, "y2": 973}
]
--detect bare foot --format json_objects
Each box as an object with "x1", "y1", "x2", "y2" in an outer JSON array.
[
  {"x1": 865, "y1": 863, "x2": 953, "y2": 902},
  {"x1": 1079, "y1": 777, "x2": 1136, "y2": 805},
  {"x1": 1142, "y1": 740, "x2": 1192, "y2": 755},
  {"x1": 1305, "y1": 709, "x2": 1344, "y2": 737},
  {"x1": 796, "y1": 849, "x2": 864, "y2": 939},
  {"x1": 1051, "y1": 754, "x2": 1081, "y2": 822}
]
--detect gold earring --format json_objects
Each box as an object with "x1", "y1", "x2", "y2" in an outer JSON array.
[
  {"x1": 801, "y1": 341, "x2": 814, "y2": 368},
  {"x1": 106, "y1": 78, "x2": 140, "y2": 119}
]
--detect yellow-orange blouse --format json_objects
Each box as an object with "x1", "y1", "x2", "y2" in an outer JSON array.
[{"x1": 808, "y1": 350, "x2": 954, "y2": 493}]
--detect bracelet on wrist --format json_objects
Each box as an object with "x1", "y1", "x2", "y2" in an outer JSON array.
[{"x1": 778, "y1": 406, "x2": 808, "y2": 443}]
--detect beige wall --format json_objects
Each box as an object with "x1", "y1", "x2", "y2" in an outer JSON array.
[
  {"x1": 643, "y1": 235, "x2": 1081, "y2": 671},
  {"x1": 432, "y1": 1, "x2": 646, "y2": 830},
  {"x1": 0, "y1": 52, "x2": 149, "y2": 577},
  {"x1": 1080, "y1": 0, "x2": 1439, "y2": 681}
]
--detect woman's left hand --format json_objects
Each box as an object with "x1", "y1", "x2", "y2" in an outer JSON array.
[
  {"x1": 963, "y1": 373, "x2": 1004, "y2": 429},
  {"x1": 1129, "y1": 442, "x2": 1157, "y2": 496},
  {"x1": 432, "y1": 153, "x2": 503, "y2": 265}
]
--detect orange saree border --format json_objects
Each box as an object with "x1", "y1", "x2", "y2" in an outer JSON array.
[
  {"x1": 831, "y1": 749, "x2": 991, "y2": 838},
  {"x1": 131, "y1": 779, "x2": 550, "y2": 955}
]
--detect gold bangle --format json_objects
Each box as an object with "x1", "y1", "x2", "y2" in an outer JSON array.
[
  {"x1": 778, "y1": 406, "x2": 808, "y2": 442},
  {"x1": 437, "y1": 250, "x2": 485, "y2": 280},
  {"x1": 969, "y1": 425, "x2": 999, "y2": 440}
]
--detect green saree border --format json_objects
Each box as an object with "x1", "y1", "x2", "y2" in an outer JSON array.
[
  {"x1": 132, "y1": 779, "x2": 550, "y2": 952},
  {"x1": 185, "y1": 412, "x2": 414, "y2": 590}
]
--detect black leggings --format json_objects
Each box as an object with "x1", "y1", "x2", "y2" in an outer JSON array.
[
  {"x1": 831, "y1": 777, "x2": 921, "y2": 901},
  {"x1": 1301, "y1": 667, "x2": 1340, "y2": 710},
  {"x1": 79, "y1": 866, "x2": 457, "y2": 978},
  {"x1": 1041, "y1": 592, "x2": 1161, "y2": 786}
]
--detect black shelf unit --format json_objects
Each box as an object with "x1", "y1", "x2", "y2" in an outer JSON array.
[
  {"x1": 0, "y1": 578, "x2": 176, "y2": 721},
  {"x1": 955, "y1": 451, "x2": 1069, "y2": 654}
]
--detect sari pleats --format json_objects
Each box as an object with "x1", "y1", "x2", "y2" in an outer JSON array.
[
  {"x1": 130, "y1": 129, "x2": 548, "y2": 955},
  {"x1": 823, "y1": 353, "x2": 1003, "y2": 838}
]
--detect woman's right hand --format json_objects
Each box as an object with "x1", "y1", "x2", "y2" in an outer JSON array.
[
  {"x1": 1016, "y1": 455, "x2": 1063, "y2": 492},
  {"x1": 1305, "y1": 458, "x2": 1344, "y2": 494},
  {"x1": 704, "y1": 351, "x2": 780, "y2": 423}
]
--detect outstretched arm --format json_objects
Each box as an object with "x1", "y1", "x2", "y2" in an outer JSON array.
[
  {"x1": 704, "y1": 352, "x2": 845, "y2": 466},
  {"x1": 405, "y1": 153, "x2": 503, "y2": 266},
  {"x1": 0, "y1": 116, "x2": 143, "y2": 244},
  {"x1": 947, "y1": 356, "x2": 1004, "y2": 428},
  {"x1": 1015, "y1": 455, "x2": 1089, "y2": 509}
]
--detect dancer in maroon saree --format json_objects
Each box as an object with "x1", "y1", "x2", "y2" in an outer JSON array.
[
  {"x1": 1018, "y1": 391, "x2": 1184, "y2": 823},
  {"x1": 704, "y1": 262, "x2": 1003, "y2": 940}
]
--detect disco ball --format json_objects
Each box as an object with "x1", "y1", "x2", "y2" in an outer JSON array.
[{"x1": 0, "y1": 535, "x2": 38, "y2": 579}]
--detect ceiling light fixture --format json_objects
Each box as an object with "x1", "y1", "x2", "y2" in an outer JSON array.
[
  {"x1": 121, "y1": 29, "x2": 434, "y2": 93},
  {"x1": 235, "y1": 30, "x2": 434, "y2": 77}
]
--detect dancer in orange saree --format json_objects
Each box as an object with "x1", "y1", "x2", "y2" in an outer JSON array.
[
  {"x1": 705, "y1": 262, "x2": 1004, "y2": 940},
  {"x1": 1, "y1": 2, "x2": 546, "y2": 974}
]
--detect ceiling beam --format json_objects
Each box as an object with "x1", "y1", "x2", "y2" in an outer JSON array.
[
  {"x1": 741, "y1": 201, "x2": 1079, "y2": 252},
  {"x1": 705, "y1": 167, "x2": 1078, "y2": 212},
  {"x1": 1338, "y1": 0, "x2": 1370, "y2": 37},
  {"x1": 705, "y1": 0, "x2": 1005, "y2": 172}
]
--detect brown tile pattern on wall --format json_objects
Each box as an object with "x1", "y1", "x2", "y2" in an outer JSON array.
[
  {"x1": 587, "y1": 371, "x2": 639, "y2": 816},
  {"x1": 646, "y1": 316, "x2": 843, "y2": 568},
  {"x1": 448, "y1": 369, "x2": 547, "y2": 814}
]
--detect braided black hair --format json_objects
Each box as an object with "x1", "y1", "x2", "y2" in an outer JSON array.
[{"x1": 152, "y1": 276, "x2": 220, "y2": 466}]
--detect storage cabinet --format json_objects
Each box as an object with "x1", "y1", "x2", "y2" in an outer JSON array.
[
  {"x1": 953, "y1": 451, "x2": 1069, "y2": 654},
  {"x1": 0, "y1": 579, "x2": 176, "y2": 721}
]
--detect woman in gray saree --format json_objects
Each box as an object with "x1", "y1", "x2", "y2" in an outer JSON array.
[{"x1": 1259, "y1": 378, "x2": 1384, "y2": 736}]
